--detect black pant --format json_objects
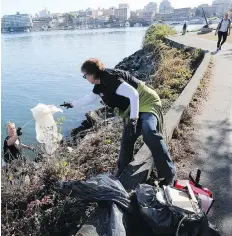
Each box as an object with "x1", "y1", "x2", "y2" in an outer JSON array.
[
  {"x1": 117, "y1": 113, "x2": 175, "y2": 178},
  {"x1": 217, "y1": 31, "x2": 228, "y2": 48}
]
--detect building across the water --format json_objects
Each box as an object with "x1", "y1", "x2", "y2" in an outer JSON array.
[
  {"x1": 1, "y1": 12, "x2": 33, "y2": 32},
  {"x1": 155, "y1": 8, "x2": 193, "y2": 22}
]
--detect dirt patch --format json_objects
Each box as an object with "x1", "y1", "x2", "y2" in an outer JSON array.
[{"x1": 169, "y1": 57, "x2": 214, "y2": 179}]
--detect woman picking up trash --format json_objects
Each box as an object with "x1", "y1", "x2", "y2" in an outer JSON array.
[{"x1": 61, "y1": 58, "x2": 175, "y2": 186}]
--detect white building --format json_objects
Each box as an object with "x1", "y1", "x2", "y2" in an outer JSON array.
[
  {"x1": 142, "y1": 12, "x2": 156, "y2": 22},
  {"x1": 142, "y1": 2, "x2": 158, "y2": 22},
  {"x1": 92, "y1": 8, "x2": 103, "y2": 19},
  {"x1": 135, "y1": 9, "x2": 144, "y2": 18},
  {"x1": 197, "y1": 0, "x2": 232, "y2": 17},
  {"x1": 39, "y1": 8, "x2": 50, "y2": 18},
  {"x1": 102, "y1": 7, "x2": 116, "y2": 16},
  {"x1": 119, "y1": 4, "x2": 129, "y2": 9},
  {"x1": 159, "y1": 0, "x2": 174, "y2": 14},
  {"x1": 97, "y1": 15, "x2": 110, "y2": 24},
  {"x1": 115, "y1": 4, "x2": 131, "y2": 21},
  {"x1": 49, "y1": 18, "x2": 58, "y2": 28},
  {"x1": 51, "y1": 13, "x2": 63, "y2": 18},
  {"x1": 144, "y1": 2, "x2": 158, "y2": 13},
  {"x1": 2, "y1": 13, "x2": 32, "y2": 29},
  {"x1": 212, "y1": 0, "x2": 232, "y2": 15},
  {"x1": 198, "y1": 4, "x2": 218, "y2": 17}
]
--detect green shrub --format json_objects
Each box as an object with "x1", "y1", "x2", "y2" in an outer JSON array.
[{"x1": 143, "y1": 24, "x2": 176, "y2": 47}]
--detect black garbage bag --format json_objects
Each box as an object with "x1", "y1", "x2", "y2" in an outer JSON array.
[
  {"x1": 60, "y1": 174, "x2": 130, "y2": 236},
  {"x1": 59, "y1": 175, "x2": 220, "y2": 236},
  {"x1": 109, "y1": 203, "x2": 127, "y2": 236},
  {"x1": 60, "y1": 173, "x2": 131, "y2": 212},
  {"x1": 136, "y1": 184, "x2": 220, "y2": 236},
  {"x1": 136, "y1": 184, "x2": 179, "y2": 235}
]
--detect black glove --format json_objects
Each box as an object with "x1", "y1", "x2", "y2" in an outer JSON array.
[
  {"x1": 126, "y1": 119, "x2": 137, "y2": 137},
  {"x1": 100, "y1": 100, "x2": 106, "y2": 106},
  {"x1": 17, "y1": 127, "x2": 22, "y2": 136},
  {"x1": 60, "y1": 102, "x2": 73, "y2": 109}
]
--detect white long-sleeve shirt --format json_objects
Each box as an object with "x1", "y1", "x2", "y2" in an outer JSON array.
[
  {"x1": 72, "y1": 82, "x2": 139, "y2": 119},
  {"x1": 72, "y1": 93, "x2": 100, "y2": 108},
  {"x1": 115, "y1": 82, "x2": 139, "y2": 119}
]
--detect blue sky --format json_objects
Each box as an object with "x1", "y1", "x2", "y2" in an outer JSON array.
[{"x1": 1, "y1": 0, "x2": 213, "y2": 16}]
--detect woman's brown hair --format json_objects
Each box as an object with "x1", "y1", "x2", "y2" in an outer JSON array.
[{"x1": 81, "y1": 58, "x2": 105, "y2": 78}]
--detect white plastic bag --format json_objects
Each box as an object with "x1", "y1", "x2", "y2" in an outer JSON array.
[
  {"x1": 2, "y1": 158, "x2": 7, "y2": 168},
  {"x1": 31, "y1": 103, "x2": 63, "y2": 155}
]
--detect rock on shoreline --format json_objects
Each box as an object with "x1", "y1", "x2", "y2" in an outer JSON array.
[{"x1": 115, "y1": 44, "x2": 160, "y2": 80}]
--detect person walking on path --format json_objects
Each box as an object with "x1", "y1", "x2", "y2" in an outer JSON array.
[
  {"x1": 182, "y1": 22, "x2": 187, "y2": 35},
  {"x1": 61, "y1": 58, "x2": 176, "y2": 186},
  {"x1": 215, "y1": 12, "x2": 231, "y2": 51}
]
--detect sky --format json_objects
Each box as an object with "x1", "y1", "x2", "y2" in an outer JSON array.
[{"x1": 1, "y1": 0, "x2": 213, "y2": 17}]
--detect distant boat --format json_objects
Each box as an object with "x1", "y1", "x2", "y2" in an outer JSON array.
[
  {"x1": 125, "y1": 21, "x2": 130, "y2": 27},
  {"x1": 134, "y1": 23, "x2": 143, "y2": 27},
  {"x1": 170, "y1": 22, "x2": 181, "y2": 25},
  {"x1": 2, "y1": 27, "x2": 31, "y2": 33}
]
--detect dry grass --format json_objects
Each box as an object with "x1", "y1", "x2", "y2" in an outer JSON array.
[
  {"x1": 169, "y1": 57, "x2": 214, "y2": 179},
  {"x1": 153, "y1": 46, "x2": 191, "y2": 87},
  {"x1": 147, "y1": 44, "x2": 204, "y2": 112}
]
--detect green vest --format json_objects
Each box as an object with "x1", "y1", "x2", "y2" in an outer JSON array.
[{"x1": 115, "y1": 82, "x2": 164, "y2": 133}]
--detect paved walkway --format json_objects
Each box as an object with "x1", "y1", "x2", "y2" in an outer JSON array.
[{"x1": 169, "y1": 34, "x2": 232, "y2": 235}]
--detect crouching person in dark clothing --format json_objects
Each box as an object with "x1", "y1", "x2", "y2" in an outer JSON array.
[
  {"x1": 3, "y1": 122, "x2": 34, "y2": 165},
  {"x1": 61, "y1": 58, "x2": 176, "y2": 185}
]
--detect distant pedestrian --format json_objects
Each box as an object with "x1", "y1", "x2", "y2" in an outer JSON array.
[
  {"x1": 182, "y1": 22, "x2": 187, "y2": 35},
  {"x1": 215, "y1": 12, "x2": 231, "y2": 51}
]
